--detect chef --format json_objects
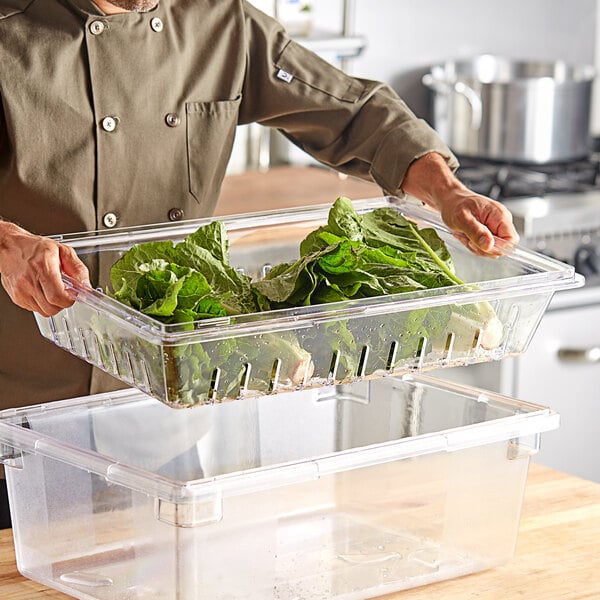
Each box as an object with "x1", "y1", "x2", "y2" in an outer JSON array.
[{"x1": 0, "y1": 0, "x2": 518, "y2": 527}]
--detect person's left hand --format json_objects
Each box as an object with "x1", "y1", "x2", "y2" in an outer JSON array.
[
  {"x1": 401, "y1": 152, "x2": 519, "y2": 257},
  {"x1": 437, "y1": 188, "x2": 520, "y2": 257}
]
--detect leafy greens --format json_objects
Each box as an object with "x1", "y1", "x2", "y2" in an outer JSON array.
[
  {"x1": 107, "y1": 197, "x2": 502, "y2": 404},
  {"x1": 110, "y1": 221, "x2": 259, "y2": 322},
  {"x1": 253, "y1": 196, "x2": 463, "y2": 307}
]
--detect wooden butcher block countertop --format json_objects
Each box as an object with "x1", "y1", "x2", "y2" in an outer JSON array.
[
  {"x1": 1, "y1": 463, "x2": 599, "y2": 599},
  {"x1": 215, "y1": 165, "x2": 383, "y2": 214}
]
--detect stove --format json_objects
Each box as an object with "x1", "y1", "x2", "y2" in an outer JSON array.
[
  {"x1": 456, "y1": 155, "x2": 600, "y2": 283},
  {"x1": 456, "y1": 154, "x2": 600, "y2": 201}
]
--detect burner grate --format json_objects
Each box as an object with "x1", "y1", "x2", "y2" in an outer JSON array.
[{"x1": 456, "y1": 155, "x2": 600, "y2": 200}]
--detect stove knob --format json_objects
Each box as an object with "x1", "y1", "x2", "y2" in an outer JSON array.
[{"x1": 574, "y1": 245, "x2": 600, "y2": 277}]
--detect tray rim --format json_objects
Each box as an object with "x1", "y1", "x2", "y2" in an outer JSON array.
[
  {"x1": 45, "y1": 196, "x2": 583, "y2": 341},
  {"x1": 0, "y1": 374, "x2": 559, "y2": 502}
]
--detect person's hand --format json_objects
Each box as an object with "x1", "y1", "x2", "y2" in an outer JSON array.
[
  {"x1": 0, "y1": 221, "x2": 90, "y2": 316},
  {"x1": 437, "y1": 189, "x2": 519, "y2": 257},
  {"x1": 401, "y1": 152, "x2": 519, "y2": 256}
]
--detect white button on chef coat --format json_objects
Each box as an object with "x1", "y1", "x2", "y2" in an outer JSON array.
[
  {"x1": 150, "y1": 17, "x2": 164, "y2": 33},
  {"x1": 101, "y1": 116, "x2": 117, "y2": 132},
  {"x1": 89, "y1": 20, "x2": 105, "y2": 35},
  {"x1": 103, "y1": 212, "x2": 118, "y2": 228}
]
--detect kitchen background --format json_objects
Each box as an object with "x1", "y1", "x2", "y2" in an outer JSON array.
[
  {"x1": 299, "y1": 0, "x2": 596, "y2": 120},
  {"x1": 232, "y1": 0, "x2": 599, "y2": 171},
  {"x1": 234, "y1": 1, "x2": 600, "y2": 484}
]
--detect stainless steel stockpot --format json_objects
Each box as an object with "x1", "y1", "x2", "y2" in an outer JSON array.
[{"x1": 422, "y1": 55, "x2": 595, "y2": 164}]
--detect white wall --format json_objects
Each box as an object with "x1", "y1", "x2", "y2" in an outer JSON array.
[
  {"x1": 310, "y1": 0, "x2": 597, "y2": 118},
  {"x1": 592, "y1": 0, "x2": 600, "y2": 134}
]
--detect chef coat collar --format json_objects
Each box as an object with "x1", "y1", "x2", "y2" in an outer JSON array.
[
  {"x1": 61, "y1": 0, "x2": 104, "y2": 16},
  {"x1": 61, "y1": 0, "x2": 160, "y2": 18}
]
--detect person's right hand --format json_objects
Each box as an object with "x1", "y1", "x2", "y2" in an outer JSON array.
[{"x1": 0, "y1": 221, "x2": 91, "y2": 316}]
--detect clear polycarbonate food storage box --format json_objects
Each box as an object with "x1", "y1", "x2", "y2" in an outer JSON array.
[
  {"x1": 35, "y1": 197, "x2": 582, "y2": 407},
  {"x1": 0, "y1": 374, "x2": 559, "y2": 600}
]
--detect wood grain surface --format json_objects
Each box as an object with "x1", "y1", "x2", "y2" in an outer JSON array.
[{"x1": 215, "y1": 165, "x2": 382, "y2": 215}]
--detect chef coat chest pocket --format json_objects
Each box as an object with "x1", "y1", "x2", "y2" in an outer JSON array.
[
  {"x1": 275, "y1": 40, "x2": 364, "y2": 102},
  {"x1": 186, "y1": 96, "x2": 241, "y2": 204}
]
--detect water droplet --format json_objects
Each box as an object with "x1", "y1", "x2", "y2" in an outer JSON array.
[{"x1": 59, "y1": 571, "x2": 113, "y2": 587}]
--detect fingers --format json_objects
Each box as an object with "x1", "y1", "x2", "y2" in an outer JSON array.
[
  {"x1": 461, "y1": 212, "x2": 496, "y2": 252},
  {"x1": 478, "y1": 201, "x2": 520, "y2": 246},
  {"x1": 494, "y1": 216, "x2": 520, "y2": 246},
  {"x1": 59, "y1": 245, "x2": 91, "y2": 288},
  {"x1": 5, "y1": 260, "x2": 74, "y2": 317},
  {"x1": 2, "y1": 274, "x2": 71, "y2": 317},
  {"x1": 0, "y1": 233, "x2": 82, "y2": 317},
  {"x1": 443, "y1": 192, "x2": 519, "y2": 257},
  {"x1": 452, "y1": 232, "x2": 494, "y2": 257},
  {"x1": 37, "y1": 255, "x2": 78, "y2": 314},
  {"x1": 448, "y1": 208, "x2": 501, "y2": 256}
]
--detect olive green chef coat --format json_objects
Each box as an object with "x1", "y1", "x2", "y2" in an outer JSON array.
[{"x1": 0, "y1": 0, "x2": 457, "y2": 410}]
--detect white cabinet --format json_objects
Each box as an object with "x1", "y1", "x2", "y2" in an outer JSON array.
[
  {"x1": 431, "y1": 290, "x2": 600, "y2": 484},
  {"x1": 514, "y1": 302, "x2": 600, "y2": 482}
]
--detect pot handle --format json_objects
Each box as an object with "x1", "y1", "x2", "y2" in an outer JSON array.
[{"x1": 422, "y1": 74, "x2": 483, "y2": 129}]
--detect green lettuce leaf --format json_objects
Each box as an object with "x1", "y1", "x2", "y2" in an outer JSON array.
[
  {"x1": 106, "y1": 196, "x2": 500, "y2": 404},
  {"x1": 110, "y1": 221, "x2": 261, "y2": 322}
]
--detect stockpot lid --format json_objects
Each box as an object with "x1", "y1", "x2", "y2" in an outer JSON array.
[{"x1": 428, "y1": 54, "x2": 595, "y2": 86}]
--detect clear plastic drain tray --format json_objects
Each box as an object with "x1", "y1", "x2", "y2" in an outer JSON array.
[{"x1": 35, "y1": 196, "x2": 582, "y2": 407}]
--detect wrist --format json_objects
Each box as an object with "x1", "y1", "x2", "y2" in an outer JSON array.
[
  {"x1": 0, "y1": 219, "x2": 24, "y2": 242},
  {"x1": 0, "y1": 221, "x2": 26, "y2": 269},
  {"x1": 401, "y1": 152, "x2": 465, "y2": 210}
]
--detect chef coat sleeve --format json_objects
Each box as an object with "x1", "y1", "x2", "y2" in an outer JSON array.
[
  {"x1": 238, "y1": 2, "x2": 458, "y2": 197},
  {"x1": 0, "y1": 96, "x2": 5, "y2": 156},
  {"x1": 0, "y1": 95, "x2": 7, "y2": 218}
]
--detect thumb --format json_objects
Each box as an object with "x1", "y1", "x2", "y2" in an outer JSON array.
[
  {"x1": 59, "y1": 245, "x2": 91, "y2": 288},
  {"x1": 453, "y1": 212, "x2": 495, "y2": 252},
  {"x1": 474, "y1": 228, "x2": 495, "y2": 252}
]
